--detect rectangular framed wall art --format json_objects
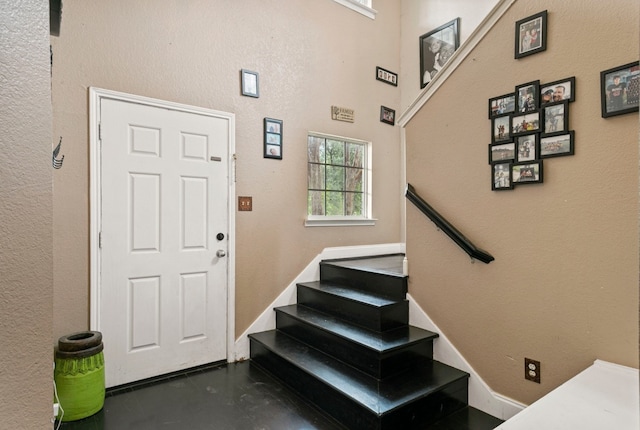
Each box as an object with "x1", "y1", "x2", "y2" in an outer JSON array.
[{"x1": 264, "y1": 118, "x2": 282, "y2": 159}]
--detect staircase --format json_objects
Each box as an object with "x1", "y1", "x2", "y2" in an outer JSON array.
[{"x1": 248, "y1": 254, "x2": 503, "y2": 429}]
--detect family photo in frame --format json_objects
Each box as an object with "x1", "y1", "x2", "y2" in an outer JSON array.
[
  {"x1": 515, "y1": 10, "x2": 547, "y2": 59},
  {"x1": 419, "y1": 18, "x2": 460, "y2": 88},
  {"x1": 600, "y1": 61, "x2": 640, "y2": 118}
]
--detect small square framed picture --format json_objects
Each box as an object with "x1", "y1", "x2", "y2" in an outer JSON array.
[
  {"x1": 380, "y1": 106, "x2": 395, "y2": 125},
  {"x1": 540, "y1": 131, "x2": 574, "y2": 158},
  {"x1": 511, "y1": 111, "x2": 541, "y2": 135},
  {"x1": 600, "y1": 61, "x2": 640, "y2": 118},
  {"x1": 492, "y1": 162, "x2": 513, "y2": 191},
  {"x1": 515, "y1": 134, "x2": 538, "y2": 162},
  {"x1": 488, "y1": 93, "x2": 516, "y2": 119},
  {"x1": 512, "y1": 161, "x2": 543, "y2": 185},
  {"x1": 491, "y1": 114, "x2": 511, "y2": 143},
  {"x1": 264, "y1": 117, "x2": 282, "y2": 159},
  {"x1": 515, "y1": 80, "x2": 540, "y2": 113},
  {"x1": 542, "y1": 101, "x2": 569, "y2": 135},
  {"x1": 241, "y1": 69, "x2": 259, "y2": 98},
  {"x1": 488, "y1": 142, "x2": 515, "y2": 164},
  {"x1": 541, "y1": 77, "x2": 575, "y2": 105},
  {"x1": 515, "y1": 10, "x2": 547, "y2": 59}
]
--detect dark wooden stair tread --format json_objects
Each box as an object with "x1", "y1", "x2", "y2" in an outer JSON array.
[
  {"x1": 275, "y1": 304, "x2": 438, "y2": 353},
  {"x1": 322, "y1": 254, "x2": 406, "y2": 278},
  {"x1": 249, "y1": 330, "x2": 469, "y2": 415},
  {"x1": 298, "y1": 281, "x2": 402, "y2": 307}
]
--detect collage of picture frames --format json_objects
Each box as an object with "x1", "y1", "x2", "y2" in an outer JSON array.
[{"x1": 488, "y1": 10, "x2": 639, "y2": 191}]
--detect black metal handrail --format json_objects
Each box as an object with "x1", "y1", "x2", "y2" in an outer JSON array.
[{"x1": 405, "y1": 183, "x2": 494, "y2": 264}]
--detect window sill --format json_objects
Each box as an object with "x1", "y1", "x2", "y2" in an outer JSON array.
[
  {"x1": 332, "y1": 0, "x2": 377, "y2": 19},
  {"x1": 305, "y1": 217, "x2": 377, "y2": 227}
]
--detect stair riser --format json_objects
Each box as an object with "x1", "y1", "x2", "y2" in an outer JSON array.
[
  {"x1": 320, "y1": 263, "x2": 407, "y2": 300},
  {"x1": 250, "y1": 338, "x2": 381, "y2": 429},
  {"x1": 381, "y1": 380, "x2": 468, "y2": 428},
  {"x1": 297, "y1": 285, "x2": 408, "y2": 331},
  {"x1": 250, "y1": 337, "x2": 469, "y2": 430},
  {"x1": 276, "y1": 310, "x2": 434, "y2": 379}
]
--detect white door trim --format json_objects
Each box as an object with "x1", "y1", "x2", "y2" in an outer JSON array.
[{"x1": 89, "y1": 87, "x2": 236, "y2": 363}]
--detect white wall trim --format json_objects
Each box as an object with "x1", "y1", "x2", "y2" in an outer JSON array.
[
  {"x1": 332, "y1": 0, "x2": 377, "y2": 19},
  {"x1": 233, "y1": 243, "x2": 405, "y2": 361},
  {"x1": 408, "y1": 294, "x2": 525, "y2": 420},
  {"x1": 88, "y1": 87, "x2": 237, "y2": 364},
  {"x1": 397, "y1": 0, "x2": 517, "y2": 128}
]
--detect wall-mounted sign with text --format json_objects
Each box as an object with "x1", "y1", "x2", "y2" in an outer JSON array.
[{"x1": 331, "y1": 106, "x2": 355, "y2": 123}]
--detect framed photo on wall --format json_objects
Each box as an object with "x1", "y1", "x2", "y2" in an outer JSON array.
[
  {"x1": 489, "y1": 93, "x2": 516, "y2": 118},
  {"x1": 541, "y1": 77, "x2": 575, "y2": 105},
  {"x1": 540, "y1": 131, "x2": 574, "y2": 158},
  {"x1": 491, "y1": 114, "x2": 511, "y2": 143},
  {"x1": 419, "y1": 18, "x2": 460, "y2": 89},
  {"x1": 515, "y1": 134, "x2": 538, "y2": 162},
  {"x1": 489, "y1": 142, "x2": 515, "y2": 164},
  {"x1": 542, "y1": 101, "x2": 569, "y2": 135},
  {"x1": 600, "y1": 61, "x2": 640, "y2": 118},
  {"x1": 515, "y1": 80, "x2": 540, "y2": 113},
  {"x1": 380, "y1": 106, "x2": 395, "y2": 125},
  {"x1": 241, "y1": 69, "x2": 259, "y2": 98},
  {"x1": 492, "y1": 162, "x2": 513, "y2": 191},
  {"x1": 512, "y1": 161, "x2": 543, "y2": 184},
  {"x1": 515, "y1": 10, "x2": 547, "y2": 59},
  {"x1": 264, "y1": 117, "x2": 282, "y2": 159}
]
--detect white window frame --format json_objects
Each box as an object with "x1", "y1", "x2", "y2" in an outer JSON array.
[
  {"x1": 332, "y1": 0, "x2": 377, "y2": 20},
  {"x1": 305, "y1": 132, "x2": 375, "y2": 227}
]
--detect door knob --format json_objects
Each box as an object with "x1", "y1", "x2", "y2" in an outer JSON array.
[{"x1": 216, "y1": 250, "x2": 226, "y2": 258}]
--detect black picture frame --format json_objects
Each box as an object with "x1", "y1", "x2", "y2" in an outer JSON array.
[
  {"x1": 264, "y1": 117, "x2": 282, "y2": 159},
  {"x1": 491, "y1": 114, "x2": 511, "y2": 143},
  {"x1": 376, "y1": 66, "x2": 398, "y2": 86},
  {"x1": 540, "y1": 130, "x2": 575, "y2": 158},
  {"x1": 511, "y1": 111, "x2": 541, "y2": 136},
  {"x1": 600, "y1": 61, "x2": 640, "y2": 118},
  {"x1": 419, "y1": 18, "x2": 460, "y2": 89},
  {"x1": 380, "y1": 106, "x2": 395, "y2": 125},
  {"x1": 515, "y1": 10, "x2": 547, "y2": 59},
  {"x1": 241, "y1": 69, "x2": 259, "y2": 98},
  {"x1": 542, "y1": 100, "x2": 569, "y2": 136},
  {"x1": 492, "y1": 162, "x2": 513, "y2": 191},
  {"x1": 515, "y1": 134, "x2": 538, "y2": 163},
  {"x1": 515, "y1": 80, "x2": 540, "y2": 113},
  {"x1": 488, "y1": 93, "x2": 516, "y2": 119},
  {"x1": 541, "y1": 77, "x2": 575, "y2": 105},
  {"x1": 512, "y1": 161, "x2": 543, "y2": 184},
  {"x1": 489, "y1": 142, "x2": 515, "y2": 165}
]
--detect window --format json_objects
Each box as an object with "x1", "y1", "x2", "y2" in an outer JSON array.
[
  {"x1": 332, "y1": 0, "x2": 376, "y2": 20},
  {"x1": 306, "y1": 133, "x2": 374, "y2": 226}
]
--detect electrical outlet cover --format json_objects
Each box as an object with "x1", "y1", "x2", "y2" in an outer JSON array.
[{"x1": 525, "y1": 358, "x2": 541, "y2": 383}]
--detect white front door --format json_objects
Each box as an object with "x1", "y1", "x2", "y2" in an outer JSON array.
[{"x1": 96, "y1": 94, "x2": 233, "y2": 387}]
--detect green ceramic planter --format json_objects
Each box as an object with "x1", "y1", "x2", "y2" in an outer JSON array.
[{"x1": 54, "y1": 334, "x2": 105, "y2": 422}]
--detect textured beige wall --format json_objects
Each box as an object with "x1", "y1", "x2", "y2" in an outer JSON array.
[
  {"x1": 51, "y1": 1, "x2": 402, "y2": 340},
  {"x1": 0, "y1": 1, "x2": 53, "y2": 428},
  {"x1": 405, "y1": 0, "x2": 639, "y2": 405}
]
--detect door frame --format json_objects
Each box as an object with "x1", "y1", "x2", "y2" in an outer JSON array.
[{"x1": 88, "y1": 87, "x2": 236, "y2": 364}]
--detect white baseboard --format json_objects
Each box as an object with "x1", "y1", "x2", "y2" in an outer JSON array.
[
  {"x1": 408, "y1": 295, "x2": 525, "y2": 420},
  {"x1": 232, "y1": 243, "x2": 523, "y2": 421},
  {"x1": 232, "y1": 243, "x2": 406, "y2": 361}
]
